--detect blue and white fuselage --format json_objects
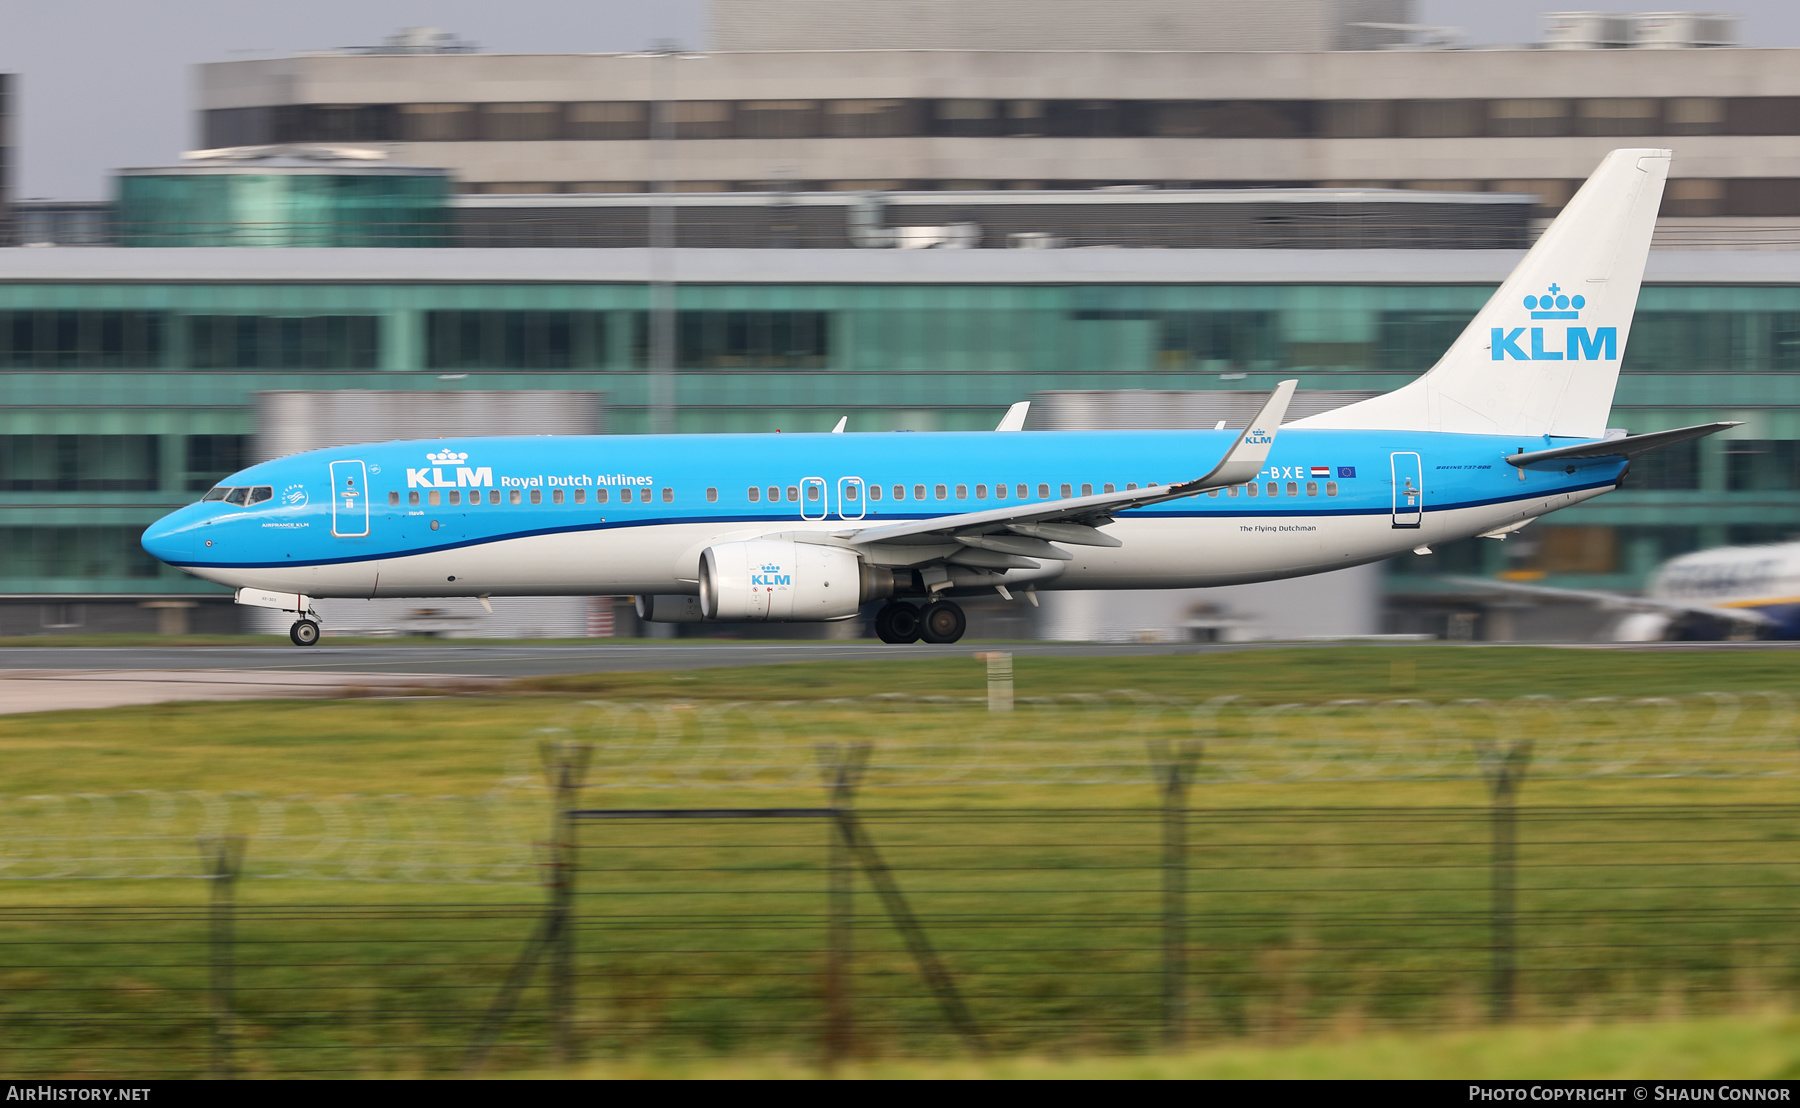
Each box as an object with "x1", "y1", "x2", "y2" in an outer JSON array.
[
  {"x1": 140, "y1": 428, "x2": 1623, "y2": 598},
  {"x1": 139, "y1": 148, "x2": 1730, "y2": 645}
]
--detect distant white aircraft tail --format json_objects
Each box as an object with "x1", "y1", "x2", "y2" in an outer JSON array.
[{"x1": 1291, "y1": 148, "x2": 1671, "y2": 439}]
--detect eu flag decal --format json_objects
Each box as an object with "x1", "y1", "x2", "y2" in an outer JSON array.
[{"x1": 1338, "y1": 466, "x2": 1356, "y2": 478}]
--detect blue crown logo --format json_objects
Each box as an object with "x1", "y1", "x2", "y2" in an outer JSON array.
[{"x1": 1523, "y1": 282, "x2": 1585, "y2": 320}]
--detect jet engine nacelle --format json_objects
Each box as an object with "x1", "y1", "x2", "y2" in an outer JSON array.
[{"x1": 700, "y1": 540, "x2": 892, "y2": 622}]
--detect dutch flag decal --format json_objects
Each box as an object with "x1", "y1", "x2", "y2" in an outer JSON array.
[{"x1": 1310, "y1": 466, "x2": 1331, "y2": 478}]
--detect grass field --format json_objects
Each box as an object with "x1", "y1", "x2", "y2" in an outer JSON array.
[
  {"x1": 534, "y1": 1011, "x2": 1800, "y2": 1079},
  {"x1": 0, "y1": 645, "x2": 1797, "y2": 1077}
]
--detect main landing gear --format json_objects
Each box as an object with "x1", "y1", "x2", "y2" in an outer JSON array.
[
  {"x1": 875, "y1": 600, "x2": 966, "y2": 645},
  {"x1": 289, "y1": 619, "x2": 321, "y2": 647}
]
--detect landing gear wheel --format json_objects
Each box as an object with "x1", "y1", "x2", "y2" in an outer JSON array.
[
  {"x1": 876, "y1": 603, "x2": 922, "y2": 645},
  {"x1": 289, "y1": 619, "x2": 321, "y2": 647},
  {"x1": 919, "y1": 599, "x2": 966, "y2": 644}
]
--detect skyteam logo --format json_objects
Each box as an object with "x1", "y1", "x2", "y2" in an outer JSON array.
[
  {"x1": 751, "y1": 562, "x2": 791, "y2": 587},
  {"x1": 1492, "y1": 282, "x2": 1616, "y2": 363},
  {"x1": 407, "y1": 449, "x2": 493, "y2": 489}
]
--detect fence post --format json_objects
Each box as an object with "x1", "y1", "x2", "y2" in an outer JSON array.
[
  {"x1": 1150, "y1": 740, "x2": 1201, "y2": 1048},
  {"x1": 543, "y1": 741, "x2": 592, "y2": 1066},
  {"x1": 1484, "y1": 739, "x2": 1532, "y2": 1022},
  {"x1": 198, "y1": 835, "x2": 244, "y2": 1080},
  {"x1": 818, "y1": 743, "x2": 870, "y2": 1066}
]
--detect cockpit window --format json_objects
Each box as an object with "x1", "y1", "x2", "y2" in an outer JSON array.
[
  {"x1": 247, "y1": 486, "x2": 273, "y2": 505},
  {"x1": 202, "y1": 487, "x2": 232, "y2": 502},
  {"x1": 224, "y1": 487, "x2": 250, "y2": 506}
]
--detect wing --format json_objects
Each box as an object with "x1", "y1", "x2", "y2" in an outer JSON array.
[
  {"x1": 838, "y1": 380, "x2": 1297, "y2": 564},
  {"x1": 1446, "y1": 575, "x2": 1777, "y2": 629}
]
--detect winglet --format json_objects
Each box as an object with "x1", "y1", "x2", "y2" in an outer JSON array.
[
  {"x1": 830, "y1": 416, "x2": 848, "y2": 434},
  {"x1": 1182, "y1": 379, "x2": 1297, "y2": 491},
  {"x1": 995, "y1": 401, "x2": 1030, "y2": 432}
]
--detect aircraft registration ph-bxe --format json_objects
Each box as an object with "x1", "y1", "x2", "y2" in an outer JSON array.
[{"x1": 141, "y1": 148, "x2": 1735, "y2": 648}]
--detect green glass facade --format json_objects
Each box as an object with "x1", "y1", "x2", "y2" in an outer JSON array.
[
  {"x1": 115, "y1": 171, "x2": 451, "y2": 247},
  {"x1": 3, "y1": 262, "x2": 1797, "y2": 600}
]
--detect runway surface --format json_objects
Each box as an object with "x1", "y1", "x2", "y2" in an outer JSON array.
[
  {"x1": 0, "y1": 640, "x2": 1282, "y2": 680},
  {"x1": 0, "y1": 639, "x2": 1793, "y2": 714}
]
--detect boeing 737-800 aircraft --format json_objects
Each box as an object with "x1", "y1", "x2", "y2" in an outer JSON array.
[{"x1": 141, "y1": 148, "x2": 1735, "y2": 647}]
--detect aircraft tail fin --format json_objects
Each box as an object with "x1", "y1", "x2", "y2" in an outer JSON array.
[{"x1": 1290, "y1": 148, "x2": 1670, "y2": 439}]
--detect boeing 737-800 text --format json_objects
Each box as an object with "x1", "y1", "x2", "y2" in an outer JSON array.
[{"x1": 140, "y1": 149, "x2": 1732, "y2": 647}]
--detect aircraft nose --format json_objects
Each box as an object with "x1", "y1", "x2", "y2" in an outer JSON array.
[{"x1": 140, "y1": 511, "x2": 193, "y2": 565}]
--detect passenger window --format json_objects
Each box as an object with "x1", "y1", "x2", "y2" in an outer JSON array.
[
  {"x1": 893, "y1": 486, "x2": 905, "y2": 501},
  {"x1": 552, "y1": 489, "x2": 564, "y2": 504},
  {"x1": 1327, "y1": 481, "x2": 1338, "y2": 497},
  {"x1": 844, "y1": 484, "x2": 859, "y2": 501},
  {"x1": 1060, "y1": 484, "x2": 1072, "y2": 498},
  {"x1": 1082, "y1": 484, "x2": 1093, "y2": 496},
  {"x1": 1306, "y1": 481, "x2": 1318, "y2": 497},
  {"x1": 1125, "y1": 483, "x2": 1136, "y2": 491},
  {"x1": 1017, "y1": 484, "x2": 1028, "y2": 499},
  {"x1": 769, "y1": 486, "x2": 780, "y2": 502},
  {"x1": 1228, "y1": 486, "x2": 1239, "y2": 497},
  {"x1": 510, "y1": 489, "x2": 522, "y2": 505},
  {"x1": 1208, "y1": 488, "x2": 1220, "y2": 497},
  {"x1": 1286, "y1": 482, "x2": 1297, "y2": 497},
  {"x1": 869, "y1": 485, "x2": 882, "y2": 501},
  {"x1": 1247, "y1": 483, "x2": 1258, "y2": 497},
  {"x1": 1103, "y1": 483, "x2": 1114, "y2": 494},
  {"x1": 530, "y1": 489, "x2": 542, "y2": 505},
  {"x1": 1266, "y1": 483, "x2": 1278, "y2": 497},
  {"x1": 574, "y1": 489, "x2": 585, "y2": 504},
  {"x1": 203, "y1": 486, "x2": 231, "y2": 502},
  {"x1": 1037, "y1": 484, "x2": 1049, "y2": 499},
  {"x1": 409, "y1": 491, "x2": 420, "y2": 506},
  {"x1": 935, "y1": 484, "x2": 948, "y2": 500},
  {"x1": 595, "y1": 488, "x2": 608, "y2": 504},
  {"x1": 748, "y1": 486, "x2": 761, "y2": 502},
  {"x1": 787, "y1": 486, "x2": 800, "y2": 502},
  {"x1": 994, "y1": 484, "x2": 1006, "y2": 500},
  {"x1": 488, "y1": 490, "x2": 499, "y2": 504},
  {"x1": 225, "y1": 487, "x2": 249, "y2": 506},
  {"x1": 389, "y1": 491, "x2": 400, "y2": 506},
  {"x1": 448, "y1": 490, "x2": 461, "y2": 506},
  {"x1": 914, "y1": 485, "x2": 926, "y2": 501},
  {"x1": 975, "y1": 484, "x2": 986, "y2": 499},
  {"x1": 429, "y1": 490, "x2": 442, "y2": 506},
  {"x1": 706, "y1": 487, "x2": 718, "y2": 503},
  {"x1": 249, "y1": 486, "x2": 273, "y2": 505},
  {"x1": 663, "y1": 487, "x2": 674, "y2": 503},
  {"x1": 955, "y1": 485, "x2": 967, "y2": 500},
  {"x1": 640, "y1": 488, "x2": 652, "y2": 503},
  {"x1": 805, "y1": 485, "x2": 818, "y2": 502}
]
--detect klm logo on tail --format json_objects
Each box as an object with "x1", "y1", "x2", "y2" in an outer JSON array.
[{"x1": 1491, "y1": 283, "x2": 1616, "y2": 362}]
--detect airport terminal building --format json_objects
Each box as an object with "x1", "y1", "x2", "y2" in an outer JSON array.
[
  {"x1": 5, "y1": 5, "x2": 1800, "y2": 639},
  {"x1": 2, "y1": 240, "x2": 1796, "y2": 636}
]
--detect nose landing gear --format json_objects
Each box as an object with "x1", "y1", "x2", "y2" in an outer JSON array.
[{"x1": 289, "y1": 619, "x2": 321, "y2": 647}]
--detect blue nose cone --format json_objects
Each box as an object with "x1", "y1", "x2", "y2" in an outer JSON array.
[{"x1": 140, "y1": 510, "x2": 193, "y2": 565}]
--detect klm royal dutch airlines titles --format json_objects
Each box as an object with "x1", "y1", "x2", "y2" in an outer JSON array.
[{"x1": 143, "y1": 149, "x2": 1738, "y2": 647}]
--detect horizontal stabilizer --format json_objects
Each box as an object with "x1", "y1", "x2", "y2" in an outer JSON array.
[{"x1": 1506, "y1": 422, "x2": 1741, "y2": 467}]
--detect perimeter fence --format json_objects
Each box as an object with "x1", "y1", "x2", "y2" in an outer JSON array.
[{"x1": 0, "y1": 692, "x2": 1797, "y2": 1077}]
